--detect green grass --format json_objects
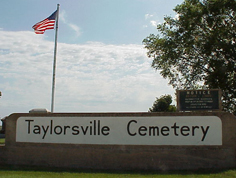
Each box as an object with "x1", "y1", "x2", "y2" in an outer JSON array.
[
  {"x1": 0, "y1": 125, "x2": 5, "y2": 144},
  {"x1": 0, "y1": 166, "x2": 236, "y2": 178},
  {"x1": 0, "y1": 138, "x2": 5, "y2": 144}
]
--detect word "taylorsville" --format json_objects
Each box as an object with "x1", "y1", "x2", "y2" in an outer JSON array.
[
  {"x1": 25, "y1": 120, "x2": 110, "y2": 139},
  {"x1": 25, "y1": 119, "x2": 210, "y2": 141}
]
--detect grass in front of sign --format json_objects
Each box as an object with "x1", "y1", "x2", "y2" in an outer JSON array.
[
  {"x1": 0, "y1": 125, "x2": 5, "y2": 144},
  {"x1": 0, "y1": 138, "x2": 5, "y2": 144},
  {"x1": 0, "y1": 166, "x2": 236, "y2": 178}
]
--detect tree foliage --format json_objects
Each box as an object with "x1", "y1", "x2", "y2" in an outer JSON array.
[
  {"x1": 149, "y1": 95, "x2": 176, "y2": 112},
  {"x1": 143, "y1": 0, "x2": 236, "y2": 113}
]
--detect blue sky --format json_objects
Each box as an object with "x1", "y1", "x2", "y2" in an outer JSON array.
[{"x1": 0, "y1": 0, "x2": 183, "y2": 119}]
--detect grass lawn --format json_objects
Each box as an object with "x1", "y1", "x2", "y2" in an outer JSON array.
[
  {"x1": 0, "y1": 125, "x2": 5, "y2": 144},
  {"x1": 0, "y1": 166, "x2": 236, "y2": 178},
  {"x1": 0, "y1": 138, "x2": 5, "y2": 144}
]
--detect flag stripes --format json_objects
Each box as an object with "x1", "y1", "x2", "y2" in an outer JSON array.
[{"x1": 32, "y1": 10, "x2": 57, "y2": 34}]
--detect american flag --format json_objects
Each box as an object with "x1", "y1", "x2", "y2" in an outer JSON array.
[{"x1": 32, "y1": 10, "x2": 58, "y2": 34}]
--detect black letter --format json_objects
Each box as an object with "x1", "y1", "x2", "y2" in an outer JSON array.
[
  {"x1": 149, "y1": 126, "x2": 159, "y2": 136},
  {"x1": 33, "y1": 125, "x2": 40, "y2": 134},
  {"x1": 171, "y1": 123, "x2": 179, "y2": 136},
  {"x1": 161, "y1": 126, "x2": 170, "y2": 136},
  {"x1": 64, "y1": 126, "x2": 70, "y2": 135},
  {"x1": 54, "y1": 126, "x2": 63, "y2": 135},
  {"x1": 42, "y1": 125, "x2": 49, "y2": 139},
  {"x1": 81, "y1": 126, "x2": 89, "y2": 135},
  {"x1": 127, "y1": 120, "x2": 137, "y2": 136},
  {"x1": 25, "y1": 120, "x2": 34, "y2": 134},
  {"x1": 138, "y1": 126, "x2": 147, "y2": 136},
  {"x1": 180, "y1": 126, "x2": 190, "y2": 136},
  {"x1": 50, "y1": 120, "x2": 53, "y2": 134},
  {"x1": 101, "y1": 126, "x2": 110, "y2": 136},
  {"x1": 192, "y1": 126, "x2": 199, "y2": 136},
  {"x1": 72, "y1": 126, "x2": 80, "y2": 135},
  {"x1": 201, "y1": 126, "x2": 210, "y2": 141}
]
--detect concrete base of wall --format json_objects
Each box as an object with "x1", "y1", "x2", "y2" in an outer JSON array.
[{"x1": 2, "y1": 144, "x2": 236, "y2": 171}]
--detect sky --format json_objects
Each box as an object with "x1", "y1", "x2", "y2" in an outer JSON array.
[{"x1": 0, "y1": 0, "x2": 184, "y2": 120}]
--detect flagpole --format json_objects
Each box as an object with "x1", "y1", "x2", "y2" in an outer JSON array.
[{"x1": 51, "y1": 4, "x2": 60, "y2": 113}]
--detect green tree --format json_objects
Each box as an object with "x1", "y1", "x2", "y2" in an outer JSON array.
[
  {"x1": 149, "y1": 95, "x2": 176, "y2": 112},
  {"x1": 143, "y1": 0, "x2": 236, "y2": 113}
]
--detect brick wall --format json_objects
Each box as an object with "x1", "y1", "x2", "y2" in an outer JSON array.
[{"x1": 1, "y1": 112, "x2": 236, "y2": 170}]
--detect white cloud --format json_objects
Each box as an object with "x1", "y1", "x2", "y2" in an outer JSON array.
[
  {"x1": 145, "y1": 14, "x2": 153, "y2": 20},
  {"x1": 68, "y1": 24, "x2": 81, "y2": 37},
  {"x1": 60, "y1": 10, "x2": 81, "y2": 37},
  {"x1": 150, "y1": 20, "x2": 157, "y2": 27},
  {"x1": 60, "y1": 10, "x2": 67, "y2": 23},
  {"x1": 144, "y1": 14, "x2": 161, "y2": 28},
  {"x1": 0, "y1": 30, "x2": 174, "y2": 117}
]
